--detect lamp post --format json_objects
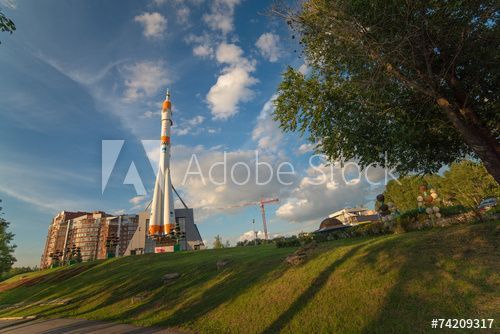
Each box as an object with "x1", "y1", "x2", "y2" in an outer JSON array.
[{"x1": 252, "y1": 219, "x2": 257, "y2": 246}]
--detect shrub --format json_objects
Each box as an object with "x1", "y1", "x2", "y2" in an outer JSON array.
[
  {"x1": 398, "y1": 208, "x2": 422, "y2": 220},
  {"x1": 439, "y1": 205, "x2": 470, "y2": 217},
  {"x1": 274, "y1": 236, "x2": 301, "y2": 248},
  {"x1": 0, "y1": 266, "x2": 36, "y2": 282}
]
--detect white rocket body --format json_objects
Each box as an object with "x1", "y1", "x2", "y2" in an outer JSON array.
[{"x1": 149, "y1": 90, "x2": 175, "y2": 236}]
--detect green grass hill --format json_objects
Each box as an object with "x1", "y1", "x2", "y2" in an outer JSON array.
[{"x1": 1, "y1": 222, "x2": 498, "y2": 333}]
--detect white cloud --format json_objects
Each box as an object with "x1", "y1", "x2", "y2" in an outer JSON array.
[
  {"x1": 175, "y1": 115, "x2": 205, "y2": 136},
  {"x1": 252, "y1": 95, "x2": 283, "y2": 152},
  {"x1": 141, "y1": 110, "x2": 161, "y2": 119},
  {"x1": 276, "y1": 163, "x2": 385, "y2": 223},
  {"x1": 207, "y1": 43, "x2": 258, "y2": 119},
  {"x1": 238, "y1": 230, "x2": 266, "y2": 242},
  {"x1": 169, "y1": 149, "x2": 295, "y2": 217},
  {"x1": 216, "y1": 42, "x2": 243, "y2": 64},
  {"x1": 207, "y1": 68, "x2": 257, "y2": 119},
  {"x1": 207, "y1": 128, "x2": 220, "y2": 134},
  {"x1": 121, "y1": 61, "x2": 170, "y2": 102},
  {"x1": 255, "y1": 33, "x2": 282, "y2": 62},
  {"x1": 129, "y1": 195, "x2": 146, "y2": 205},
  {"x1": 176, "y1": 6, "x2": 191, "y2": 24},
  {"x1": 193, "y1": 44, "x2": 213, "y2": 58},
  {"x1": 152, "y1": 0, "x2": 167, "y2": 5},
  {"x1": 203, "y1": 0, "x2": 241, "y2": 34},
  {"x1": 134, "y1": 12, "x2": 167, "y2": 39},
  {"x1": 298, "y1": 143, "x2": 315, "y2": 154},
  {"x1": 188, "y1": 115, "x2": 205, "y2": 126}
]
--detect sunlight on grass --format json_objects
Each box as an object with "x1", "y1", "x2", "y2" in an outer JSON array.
[{"x1": 1, "y1": 222, "x2": 498, "y2": 333}]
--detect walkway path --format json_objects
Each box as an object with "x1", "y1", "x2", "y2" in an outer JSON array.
[{"x1": 0, "y1": 318, "x2": 184, "y2": 334}]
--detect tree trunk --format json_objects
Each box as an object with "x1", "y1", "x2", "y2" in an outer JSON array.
[{"x1": 436, "y1": 98, "x2": 500, "y2": 184}]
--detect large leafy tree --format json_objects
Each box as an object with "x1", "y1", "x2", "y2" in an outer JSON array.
[
  {"x1": 0, "y1": 200, "x2": 16, "y2": 275},
  {"x1": 272, "y1": 0, "x2": 500, "y2": 182}
]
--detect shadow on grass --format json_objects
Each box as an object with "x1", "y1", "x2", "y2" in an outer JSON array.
[
  {"x1": 359, "y1": 223, "x2": 499, "y2": 333},
  {"x1": 18, "y1": 246, "x2": 294, "y2": 329},
  {"x1": 261, "y1": 242, "x2": 369, "y2": 334}
]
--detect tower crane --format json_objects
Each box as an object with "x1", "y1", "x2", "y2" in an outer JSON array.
[{"x1": 217, "y1": 197, "x2": 279, "y2": 240}]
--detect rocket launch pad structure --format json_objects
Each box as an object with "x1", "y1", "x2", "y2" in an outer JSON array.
[{"x1": 149, "y1": 90, "x2": 176, "y2": 237}]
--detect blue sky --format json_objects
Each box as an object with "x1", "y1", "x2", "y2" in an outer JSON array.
[{"x1": 0, "y1": 0, "x2": 385, "y2": 267}]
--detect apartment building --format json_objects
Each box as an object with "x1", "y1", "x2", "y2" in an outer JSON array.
[{"x1": 40, "y1": 211, "x2": 139, "y2": 268}]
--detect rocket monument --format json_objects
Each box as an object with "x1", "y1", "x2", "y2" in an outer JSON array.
[{"x1": 149, "y1": 89, "x2": 175, "y2": 237}]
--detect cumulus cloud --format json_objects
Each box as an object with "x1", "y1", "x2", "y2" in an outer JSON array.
[
  {"x1": 276, "y1": 163, "x2": 386, "y2": 223},
  {"x1": 203, "y1": 0, "x2": 240, "y2": 34},
  {"x1": 134, "y1": 12, "x2": 167, "y2": 39},
  {"x1": 206, "y1": 68, "x2": 257, "y2": 119},
  {"x1": 193, "y1": 44, "x2": 213, "y2": 58},
  {"x1": 239, "y1": 230, "x2": 266, "y2": 242},
  {"x1": 255, "y1": 33, "x2": 282, "y2": 62},
  {"x1": 121, "y1": 61, "x2": 170, "y2": 102},
  {"x1": 206, "y1": 43, "x2": 257, "y2": 119}
]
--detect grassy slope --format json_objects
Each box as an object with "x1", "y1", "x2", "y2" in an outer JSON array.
[{"x1": 0, "y1": 222, "x2": 498, "y2": 333}]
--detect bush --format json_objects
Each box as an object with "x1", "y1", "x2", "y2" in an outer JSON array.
[
  {"x1": 439, "y1": 205, "x2": 470, "y2": 217},
  {"x1": 349, "y1": 222, "x2": 392, "y2": 237},
  {"x1": 274, "y1": 236, "x2": 301, "y2": 248},
  {"x1": 0, "y1": 266, "x2": 36, "y2": 282},
  {"x1": 399, "y1": 208, "x2": 422, "y2": 220}
]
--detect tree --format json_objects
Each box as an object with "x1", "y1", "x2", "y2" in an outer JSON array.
[
  {"x1": 384, "y1": 175, "x2": 443, "y2": 212},
  {"x1": 384, "y1": 160, "x2": 500, "y2": 210},
  {"x1": 272, "y1": 0, "x2": 500, "y2": 183},
  {"x1": 213, "y1": 235, "x2": 224, "y2": 249},
  {"x1": 439, "y1": 160, "x2": 500, "y2": 208},
  {"x1": 0, "y1": 200, "x2": 16, "y2": 275},
  {"x1": 0, "y1": 10, "x2": 16, "y2": 43}
]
